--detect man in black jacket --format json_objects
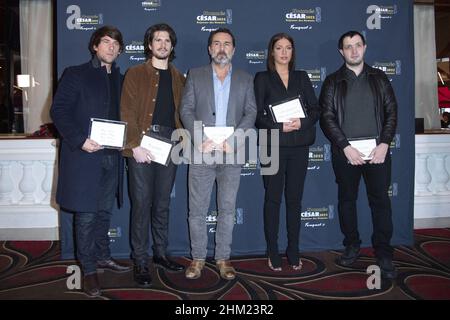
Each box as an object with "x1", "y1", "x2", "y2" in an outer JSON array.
[
  {"x1": 319, "y1": 31, "x2": 398, "y2": 279},
  {"x1": 51, "y1": 26, "x2": 131, "y2": 297}
]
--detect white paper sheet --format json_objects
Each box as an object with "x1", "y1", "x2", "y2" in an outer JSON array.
[
  {"x1": 89, "y1": 118, "x2": 126, "y2": 149},
  {"x1": 140, "y1": 135, "x2": 173, "y2": 166},
  {"x1": 203, "y1": 126, "x2": 234, "y2": 144},
  {"x1": 270, "y1": 98, "x2": 305, "y2": 123},
  {"x1": 349, "y1": 138, "x2": 377, "y2": 161}
]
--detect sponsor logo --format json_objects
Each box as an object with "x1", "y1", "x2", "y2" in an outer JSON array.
[
  {"x1": 130, "y1": 56, "x2": 146, "y2": 62},
  {"x1": 305, "y1": 67, "x2": 327, "y2": 89},
  {"x1": 125, "y1": 41, "x2": 146, "y2": 62},
  {"x1": 246, "y1": 50, "x2": 267, "y2": 65},
  {"x1": 391, "y1": 134, "x2": 401, "y2": 149},
  {"x1": 200, "y1": 26, "x2": 218, "y2": 32},
  {"x1": 66, "y1": 5, "x2": 103, "y2": 31},
  {"x1": 367, "y1": 5, "x2": 397, "y2": 29},
  {"x1": 308, "y1": 144, "x2": 331, "y2": 170},
  {"x1": 301, "y1": 205, "x2": 335, "y2": 226},
  {"x1": 196, "y1": 9, "x2": 232, "y2": 27},
  {"x1": 305, "y1": 222, "x2": 326, "y2": 228},
  {"x1": 108, "y1": 227, "x2": 122, "y2": 242},
  {"x1": 372, "y1": 60, "x2": 401, "y2": 76},
  {"x1": 141, "y1": 0, "x2": 161, "y2": 11},
  {"x1": 125, "y1": 42, "x2": 145, "y2": 54},
  {"x1": 286, "y1": 7, "x2": 321, "y2": 31},
  {"x1": 388, "y1": 183, "x2": 398, "y2": 197},
  {"x1": 241, "y1": 160, "x2": 258, "y2": 176},
  {"x1": 206, "y1": 208, "x2": 244, "y2": 232}
]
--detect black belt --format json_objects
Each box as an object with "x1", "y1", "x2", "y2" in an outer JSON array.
[
  {"x1": 147, "y1": 124, "x2": 175, "y2": 139},
  {"x1": 149, "y1": 124, "x2": 174, "y2": 133}
]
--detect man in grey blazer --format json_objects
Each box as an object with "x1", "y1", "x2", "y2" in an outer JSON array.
[{"x1": 180, "y1": 28, "x2": 257, "y2": 280}]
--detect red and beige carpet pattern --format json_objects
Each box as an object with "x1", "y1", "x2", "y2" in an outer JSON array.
[{"x1": 0, "y1": 228, "x2": 449, "y2": 300}]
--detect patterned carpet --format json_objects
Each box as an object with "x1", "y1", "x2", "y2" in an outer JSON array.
[{"x1": 0, "y1": 228, "x2": 449, "y2": 300}]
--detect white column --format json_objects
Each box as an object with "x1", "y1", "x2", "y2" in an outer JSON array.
[
  {"x1": 0, "y1": 161, "x2": 14, "y2": 204},
  {"x1": 431, "y1": 154, "x2": 450, "y2": 194},
  {"x1": 19, "y1": 161, "x2": 37, "y2": 204},
  {"x1": 415, "y1": 154, "x2": 431, "y2": 195},
  {"x1": 40, "y1": 160, "x2": 54, "y2": 204}
]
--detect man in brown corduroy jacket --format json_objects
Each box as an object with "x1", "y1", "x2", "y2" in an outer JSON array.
[{"x1": 120, "y1": 23, "x2": 186, "y2": 288}]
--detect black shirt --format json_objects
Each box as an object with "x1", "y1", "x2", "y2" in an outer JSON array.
[
  {"x1": 341, "y1": 66, "x2": 378, "y2": 139},
  {"x1": 152, "y1": 68, "x2": 176, "y2": 128}
]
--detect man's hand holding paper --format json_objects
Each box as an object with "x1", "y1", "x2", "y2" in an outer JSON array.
[{"x1": 139, "y1": 135, "x2": 173, "y2": 166}]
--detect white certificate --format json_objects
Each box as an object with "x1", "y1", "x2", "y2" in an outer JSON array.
[
  {"x1": 204, "y1": 126, "x2": 234, "y2": 144},
  {"x1": 89, "y1": 118, "x2": 127, "y2": 149},
  {"x1": 349, "y1": 138, "x2": 377, "y2": 161},
  {"x1": 269, "y1": 97, "x2": 306, "y2": 123},
  {"x1": 140, "y1": 135, "x2": 173, "y2": 166}
]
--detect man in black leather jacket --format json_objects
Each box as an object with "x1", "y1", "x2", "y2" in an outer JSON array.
[{"x1": 319, "y1": 31, "x2": 398, "y2": 280}]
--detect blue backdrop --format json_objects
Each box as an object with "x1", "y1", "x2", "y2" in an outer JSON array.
[{"x1": 58, "y1": 0, "x2": 415, "y2": 259}]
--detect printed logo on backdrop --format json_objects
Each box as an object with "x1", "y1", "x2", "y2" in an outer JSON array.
[
  {"x1": 372, "y1": 61, "x2": 401, "y2": 77},
  {"x1": 390, "y1": 134, "x2": 401, "y2": 149},
  {"x1": 285, "y1": 7, "x2": 321, "y2": 31},
  {"x1": 388, "y1": 183, "x2": 398, "y2": 197},
  {"x1": 241, "y1": 159, "x2": 258, "y2": 177},
  {"x1": 207, "y1": 208, "x2": 244, "y2": 233},
  {"x1": 108, "y1": 227, "x2": 122, "y2": 243},
  {"x1": 308, "y1": 144, "x2": 331, "y2": 170},
  {"x1": 302, "y1": 205, "x2": 335, "y2": 228},
  {"x1": 125, "y1": 41, "x2": 146, "y2": 62},
  {"x1": 246, "y1": 50, "x2": 267, "y2": 65},
  {"x1": 66, "y1": 5, "x2": 103, "y2": 31},
  {"x1": 367, "y1": 5, "x2": 398, "y2": 30},
  {"x1": 197, "y1": 9, "x2": 232, "y2": 32},
  {"x1": 141, "y1": 0, "x2": 161, "y2": 12},
  {"x1": 305, "y1": 67, "x2": 327, "y2": 89}
]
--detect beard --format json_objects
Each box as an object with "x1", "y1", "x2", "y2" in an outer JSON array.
[
  {"x1": 211, "y1": 51, "x2": 232, "y2": 65},
  {"x1": 152, "y1": 49, "x2": 170, "y2": 60}
]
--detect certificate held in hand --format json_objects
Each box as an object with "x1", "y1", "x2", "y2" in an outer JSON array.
[
  {"x1": 89, "y1": 118, "x2": 127, "y2": 149},
  {"x1": 269, "y1": 95, "x2": 306, "y2": 123},
  {"x1": 140, "y1": 134, "x2": 174, "y2": 166},
  {"x1": 203, "y1": 126, "x2": 234, "y2": 144},
  {"x1": 348, "y1": 137, "x2": 377, "y2": 161}
]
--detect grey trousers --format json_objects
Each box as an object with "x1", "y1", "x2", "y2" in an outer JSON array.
[{"x1": 188, "y1": 164, "x2": 242, "y2": 261}]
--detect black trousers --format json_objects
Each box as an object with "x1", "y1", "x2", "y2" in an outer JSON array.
[
  {"x1": 332, "y1": 150, "x2": 394, "y2": 259},
  {"x1": 128, "y1": 157, "x2": 177, "y2": 265},
  {"x1": 262, "y1": 145, "x2": 309, "y2": 265}
]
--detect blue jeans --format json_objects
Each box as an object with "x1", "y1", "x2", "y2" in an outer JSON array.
[
  {"x1": 75, "y1": 154, "x2": 119, "y2": 275},
  {"x1": 188, "y1": 164, "x2": 241, "y2": 261}
]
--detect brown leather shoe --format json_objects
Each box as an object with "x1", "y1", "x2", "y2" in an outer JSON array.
[
  {"x1": 216, "y1": 259, "x2": 236, "y2": 280},
  {"x1": 185, "y1": 259, "x2": 205, "y2": 280},
  {"x1": 83, "y1": 273, "x2": 101, "y2": 297}
]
